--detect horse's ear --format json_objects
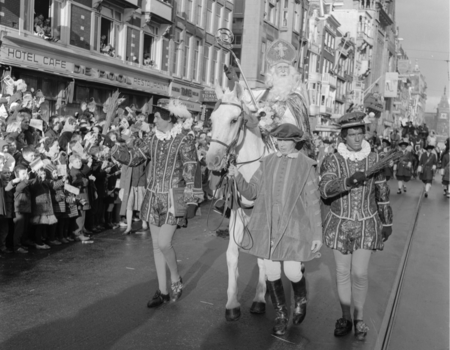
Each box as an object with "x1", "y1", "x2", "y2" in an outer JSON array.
[{"x1": 214, "y1": 81, "x2": 224, "y2": 100}]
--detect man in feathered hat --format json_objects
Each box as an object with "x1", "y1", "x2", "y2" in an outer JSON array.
[
  {"x1": 239, "y1": 39, "x2": 315, "y2": 158},
  {"x1": 110, "y1": 99, "x2": 203, "y2": 309},
  {"x1": 228, "y1": 123, "x2": 322, "y2": 336},
  {"x1": 319, "y1": 112, "x2": 393, "y2": 340}
]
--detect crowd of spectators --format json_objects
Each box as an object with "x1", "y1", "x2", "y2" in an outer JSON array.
[{"x1": 0, "y1": 78, "x2": 215, "y2": 257}]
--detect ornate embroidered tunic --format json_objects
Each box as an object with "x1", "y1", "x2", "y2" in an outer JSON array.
[
  {"x1": 111, "y1": 129, "x2": 202, "y2": 226},
  {"x1": 319, "y1": 146, "x2": 393, "y2": 254}
]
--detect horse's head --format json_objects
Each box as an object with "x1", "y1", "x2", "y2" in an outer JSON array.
[{"x1": 206, "y1": 83, "x2": 258, "y2": 171}]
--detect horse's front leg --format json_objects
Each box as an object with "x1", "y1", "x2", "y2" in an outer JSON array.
[
  {"x1": 249, "y1": 257, "x2": 267, "y2": 314},
  {"x1": 225, "y1": 209, "x2": 243, "y2": 321}
]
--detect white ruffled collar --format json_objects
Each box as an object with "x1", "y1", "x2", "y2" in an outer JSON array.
[
  {"x1": 338, "y1": 139, "x2": 371, "y2": 161},
  {"x1": 154, "y1": 123, "x2": 182, "y2": 141}
]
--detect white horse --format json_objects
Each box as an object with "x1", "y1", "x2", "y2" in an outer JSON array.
[{"x1": 205, "y1": 83, "x2": 275, "y2": 321}]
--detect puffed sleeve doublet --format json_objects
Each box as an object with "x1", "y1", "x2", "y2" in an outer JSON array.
[
  {"x1": 319, "y1": 152, "x2": 393, "y2": 254},
  {"x1": 111, "y1": 131, "x2": 203, "y2": 226}
]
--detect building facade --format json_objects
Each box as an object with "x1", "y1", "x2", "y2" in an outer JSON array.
[
  {"x1": 172, "y1": 0, "x2": 234, "y2": 118},
  {"x1": 231, "y1": 0, "x2": 308, "y2": 88},
  {"x1": 436, "y1": 88, "x2": 449, "y2": 139},
  {"x1": 0, "y1": 0, "x2": 234, "y2": 120}
]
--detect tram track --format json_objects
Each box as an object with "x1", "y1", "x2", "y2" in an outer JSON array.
[{"x1": 374, "y1": 188, "x2": 425, "y2": 350}]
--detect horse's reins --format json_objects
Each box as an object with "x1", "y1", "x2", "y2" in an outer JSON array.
[{"x1": 208, "y1": 101, "x2": 267, "y2": 250}]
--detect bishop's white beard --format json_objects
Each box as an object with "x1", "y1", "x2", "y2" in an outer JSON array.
[{"x1": 267, "y1": 74, "x2": 298, "y2": 102}]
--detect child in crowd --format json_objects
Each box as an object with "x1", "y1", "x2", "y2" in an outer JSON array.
[
  {"x1": 7, "y1": 165, "x2": 31, "y2": 253},
  {"x1": 29, "y1": 167, "x2": 58, "y2": 249},
  {"x1": 45, "y1": 163, "x2": 70, "y2": 244},
  {"x1": 68, "y1": 154, "x2": 91, "y2": 241}
]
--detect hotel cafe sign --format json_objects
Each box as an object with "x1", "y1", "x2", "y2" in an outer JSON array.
[{"x1": 0, "y1": 45, "x2": 169, "y2": 95}]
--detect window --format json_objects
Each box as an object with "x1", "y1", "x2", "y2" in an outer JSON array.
[
  {"x1": 223, "y1": 8, "x2": 231, "y2": 29},
  {"x1": 143, "y1": 34, "x2": 155, "y2": 67},
  {"x1": 294, "y1": 3, "x2": 301, "y2": 32},
  {"x1": 234, "y1": 0, "x2": 244, "y2": 15},
  {"x1": 265, "y1": 0, "x2": 279, "y2": 26},
  {"x1": 231, "y1": 48, "x2": 241, "y2": 68},
  {"x1": 183, "y1": 33, "x2": 192, "y2": 78},
  {"x1": 203, "y1": 44, "x2": 211, "y2": 82},
  {"x1": 206, "y1": 0, "x2": 213, "y2": 33},
  {"x1": 234, "y1": 35, "x2": 242, "y2": 45},
  {"x1": 281, "y1": 0, "x2": 289, "y2": 27},
  {"x1": 260, "y1": 42, "x2": 266, "y2": 74},
  {"x1": 176, "y1": 0, "x2": 183, "y2": 16},
  {"x1": 186, "y1": 0, "x2": 194, "y2": 21},
  {"x1": 214, "y1": 4, "x2": 222, "y2": 33},
  {"x1": 218, "y1": 50, "x2": 226, "y2": 85},
  {"x1": 173, "y1": 29, "x2": 182, "y2": 75},
  {"x1": 323, "y1": 59, "x2": 333, "y2": 74},
  {"x1": 210, "y1": 48, "x2": 219, "y2": 84},
  {"x1": 193, "y1": 39, "x2": 201, "y2": 81},
  {"x1": 30, "y1": 0, "x2": 62, "y2": 41},
  {"x1": 98, "y1": 6, "x2": 122, "y2": 58},
  {"x1": 265, "y1": 39, "x2": 272, "y2": 72}
]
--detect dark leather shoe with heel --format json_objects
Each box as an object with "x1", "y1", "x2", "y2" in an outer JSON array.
[
  {"x1": 147, "y1": 290, "x2": 170, "y2": 308},
  {"x1": 334, "y1": 318, "x2": 353, "y2": 337}
]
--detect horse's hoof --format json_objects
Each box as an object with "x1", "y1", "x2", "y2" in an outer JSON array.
[
  {"x1": 249, "y1": 301, "x2": 266, "y2": 314},
  {"x1": 225, "y1": 307, "x2": 241, "y2": 322}
]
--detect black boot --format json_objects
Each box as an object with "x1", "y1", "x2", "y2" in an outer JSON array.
[
  {"x1": 147, "y1": 289, "x2": 170, "y2": 308},
  {"x1": 291, "y1": 275, "x2": 307, "y2": 325},
  {"x1": 266, "y1": 279, "x2": 289, "y2": 336}
]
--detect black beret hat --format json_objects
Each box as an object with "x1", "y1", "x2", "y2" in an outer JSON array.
[
  {"x1": 398, "y1": 140, "x2": 409, "y2": 147},
  {"x1": 270, "y1": 123, "x2": 304, "y2": 143}
]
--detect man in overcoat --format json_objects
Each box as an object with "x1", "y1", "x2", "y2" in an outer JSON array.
[
  {"x1": 228, "y1": 123, "x2": 322, "y2": 336},
  {"x1": 419, "y1": 144, "x2": 438, "y2": 198},
  {"x1": 395, "y1": 140, "x2": 415, "y2": 194}
]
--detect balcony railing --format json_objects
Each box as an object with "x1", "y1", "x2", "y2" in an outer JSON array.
[{"x1": 149, "y1": 0, "x2": 172, "y2": 22}]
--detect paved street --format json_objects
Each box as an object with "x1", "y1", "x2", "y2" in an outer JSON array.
[{"x1": 1, "y1": 179, "x2": 448, "y2": 350}]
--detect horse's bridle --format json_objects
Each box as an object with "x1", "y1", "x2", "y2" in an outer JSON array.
[{"x1": 210, "y1": 102, "x2": 246, "y2": 154}]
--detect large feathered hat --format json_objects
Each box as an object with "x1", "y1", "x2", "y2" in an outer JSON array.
[
  {"x1": 335, "y1": 112, "x2": 368, "y2": 129},
  {"x1": 155, "y1": 99, "x2": 192, "y2": 120},
  {"x1": 265, "y1": 39, "x2": 297, "y2": 67}
]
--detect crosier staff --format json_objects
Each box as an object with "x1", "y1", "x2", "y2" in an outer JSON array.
[{"x1": 215, "y1": 28, "x2": 258, "y2": 111}]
